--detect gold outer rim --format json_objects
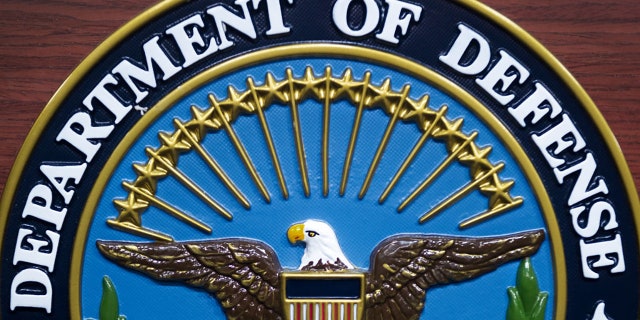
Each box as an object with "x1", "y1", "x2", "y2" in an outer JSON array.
[
  {"x1": 70, "y1": 45, "x2": 566, "y2": 319},
  {"x1": 0, "y1": 0, "x2": 634, "y2": 319}
]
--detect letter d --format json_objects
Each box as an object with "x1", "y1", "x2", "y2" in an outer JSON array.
[
  {"x1": 11, "y1": 269, "x2": 53, "y2": 313},
  {"x1": 439, "y1": 24, "x2": 491, "y2": 75}
]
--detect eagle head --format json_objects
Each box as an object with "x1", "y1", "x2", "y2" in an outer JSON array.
[{"x1": 287, "y1": 219, "x2": 355, "y2": 271}]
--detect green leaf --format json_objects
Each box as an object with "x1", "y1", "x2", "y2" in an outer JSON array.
[
  {"x1": 99, "y1": 276, "x2": 119, "y2": 320},
  {"x1": 530, "y1": 292, "x2": 549, "y2": 320},
  {"x1": 506, "y1": 287, "x2": 527, "y2": 320},
  {"x1": 506, "y1": 258, "x2": 549, "y2": 320},
  {"x1": 516, "y1": 258, "x2": 540, "y2": 314}
]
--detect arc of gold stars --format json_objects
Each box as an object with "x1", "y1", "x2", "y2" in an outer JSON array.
[{"x1": 109, "y1": 67, "x2": 524, "y2": 241}]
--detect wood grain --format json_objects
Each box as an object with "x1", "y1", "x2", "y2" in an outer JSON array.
[{"x1": 0, "y1": 0, "x2": 638, "y2": 199}]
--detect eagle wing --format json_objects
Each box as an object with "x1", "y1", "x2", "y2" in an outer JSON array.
[
  {"x1": 364, "y1": 230, "x2": 545, "y2": 320},
  {"x1": 97, "y1": 239, "x2": 284, "y2": 320}
]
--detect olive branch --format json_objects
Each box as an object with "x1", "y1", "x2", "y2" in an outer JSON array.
[
  {"x1": 506, "y1": 258, "x2": 549, "y2": 320},
  {"x1": 85, "y1": 276, "x2": 126, "y2": 320}
]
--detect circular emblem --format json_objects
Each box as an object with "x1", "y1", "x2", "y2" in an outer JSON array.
[{"x1": 1, "y1": 1, "x2": 638, "y2": 319}]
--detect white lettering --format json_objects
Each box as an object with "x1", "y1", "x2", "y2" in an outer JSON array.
[
  {"x1": 207, "y1": 0, "x2": 258, "y2": 50},
  {"x1": 22, "y1": 184, "x2": 66, "y2": 231},
  {"x1": 112, "y1": 36, "x2": 182, "y2": 103},
  {"x1": 82, "y1": 74, "x2": 132, "y2": 124},
  {"x1": 439, "y1": 24, "x2": 491, "y2": 75},
  {"x1": 251, "y1": 0, "x2": 294, "y2": 35},
  {"x1": 56, "y1": 112, "x2": 114, "y2": 162},
  {"x1": 554, "y1": 153, "x2": 609, "y2": 206},
  {"x1": 589, "y1": 302, "x2": 610, "y2": 320},
  {"x1": 580, "y1": 234, "x2": 625, "y2": 279},
  {"x1": 376, "y1": 0, "x2": 422, "y2": 44},
  {"x1": 508, "y1": 82, "x2": 562, "y2": 127},
  {"x1": 13, "y1": 229, "x2": 60, "y2": 272},
  {"x1": 438, "y1": 16, "x2": 628, "y2": 282},
  {"x1": 39, "y1": 163, "x2": 87, "y2": 205},
  {"x1": 532, "y1": 114, "x2": 586, "y2": 168},
  {"x1": 10, "y1": 268, "x2": 53, "y2": 313},
  {"x1": 570, "y1": 201, "x2": 618, "y2": 238},
  {"x1": 166, "y1": 14, "x2": 220, "y2": 68},
  {"x1": 332, "y1": 0, "x2": 380, "y2": 37},
  {"x1": 476, "y1": 50, "x2": 530, "y2": 105}
]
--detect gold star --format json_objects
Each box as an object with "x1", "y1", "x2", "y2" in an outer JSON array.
[
  {"x1": 157, "y1": 131, "x2": 192, "y2": 164},
  {"x1": 368, "y1": 78, "x2": 404, "y2": 115},
  {"x1": 254, "y1": 72, "x2": 288, "y2": 106},
  {"x1": 113, "y1": 193, "x2": 148, "y2": 226},
  {"x1": 402, "y1": 95, "x2": 438, "y2": 130},
  {"x1": 458, "y1": 143, "x2": 494, "y2": 177},
  {"x1": 433, "y1": 118, "x2": 468, "y2": 151},
  {"x1": 218, "y1": 86, "x2": 253, "y2": 120},
  {"x1": 185, "y1": 105, "x2": 218, "y2": 138},
  {"x1": 371, "y1": 78, "x2": 396, "y2": 107},
  {"x1": 289, "y1": 66, "x2": 324, "y2": 100},
  {"x1": 330, "y1": 68, "x2": 366, "y2": 103},
  {"x1": 480, "y1": 177, "x2": 517, "y2": 208},
  {"x1": 132, "y1": 161, "x2": 167, "y2": 192},
  {"x1": 317, "y1": 66, "x2": 333, "y2": 100},
  {"x1": 207, "y1": 94, "x2": 229, "y2": 129}
]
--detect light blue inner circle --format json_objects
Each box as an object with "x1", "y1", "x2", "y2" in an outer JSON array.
[{"x1": 81, "y1": 58, "x2": 555, "y2": 319}]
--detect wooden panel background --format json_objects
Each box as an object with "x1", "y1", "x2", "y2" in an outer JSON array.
[{"x1": 1, "y1": 0, "x2": 639, "y2": 200}]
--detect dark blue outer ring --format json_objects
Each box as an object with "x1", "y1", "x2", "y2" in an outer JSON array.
[{"x1": 0, "y1": 0, "x2": 637, "y2": 319}]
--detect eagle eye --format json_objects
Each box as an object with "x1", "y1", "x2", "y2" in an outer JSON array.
[{"x1": 306, "y1": 231, "x2": 318, "y2": 237}]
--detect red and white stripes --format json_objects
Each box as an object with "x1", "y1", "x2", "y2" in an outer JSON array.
[{"x1": 289, "y1": 302, "x2": 359, "y2": 320}]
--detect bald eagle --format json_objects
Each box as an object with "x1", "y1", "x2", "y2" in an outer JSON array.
[
  {"x1": 287, "y1": 219, "x2": 355, "y2": 270},
  {"x1": 98, "y1": 220, "x2": 544, "y2": 320}
]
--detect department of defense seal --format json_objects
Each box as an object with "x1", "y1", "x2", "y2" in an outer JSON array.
[{"x1": 0, "y1": 1, "x2": 638, "y2": 319}]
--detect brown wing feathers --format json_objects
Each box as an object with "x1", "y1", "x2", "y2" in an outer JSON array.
[
  {"x1": 365, "y1": 230, "x2": 545, "y2": 320},
  {"x1": 97, "y1": 239, "x2": 284, "y2": 320},
  {"x1": 97, "y1": 230, "x2": 544, "y2": 320}
]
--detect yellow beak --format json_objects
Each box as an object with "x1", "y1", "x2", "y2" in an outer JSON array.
[{"x1": 287, "y1": 223, "x2": 305, "y2": 244}]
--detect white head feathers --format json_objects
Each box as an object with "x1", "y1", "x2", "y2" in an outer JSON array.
[{"x1": 287, "y1": 219, "x2": 355, "y2": 270}]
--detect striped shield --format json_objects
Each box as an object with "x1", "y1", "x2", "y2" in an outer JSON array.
[{"x1": 281, "y1": 272, "x2": 365, "y2": 320}]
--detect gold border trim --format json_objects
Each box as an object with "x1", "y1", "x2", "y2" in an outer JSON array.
[
  {"x1": 108, "y1": 66, "x2": 524, "y2": 241},
  {"x1": 0, "y1": 0, "x2": 634, "y2": 319},
  {"x1": 70, "y1": 44, "x2": 566, "y2": 319}
]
